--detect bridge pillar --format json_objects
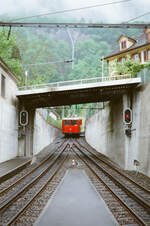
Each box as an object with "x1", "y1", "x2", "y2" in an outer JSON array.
[
  {"x1": 123, "y1": 93, "x2": 133, "y2": 170},
  {"x1": 24, "y1": 109, "x2": 35, "y2": 157},
  {"x1": 18, "y1": 107, "x2": 35, "y2": 157}
]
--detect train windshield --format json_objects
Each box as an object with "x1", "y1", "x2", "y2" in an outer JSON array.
[
  {"x1": 64, "y1": 120, "x2": 70, "y2": 125},
  {"x1": 71, "y1": 120, "x2": 77, "y2": 125}
]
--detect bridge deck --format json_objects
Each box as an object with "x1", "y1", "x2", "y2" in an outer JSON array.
[{"x1": 17, "y1": 77, "x2": 141, "y2": 108}]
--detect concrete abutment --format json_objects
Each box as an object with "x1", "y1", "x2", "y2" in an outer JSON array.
[
  {"x1": 18, "y1": 108, "x2": 61, "y2": 157},
  {"x1": 18, "y1": 108, "x2": 35, "y2": 157},
  {"x1": 85, "y1": 84, "x2": 150, "y2": 177}
]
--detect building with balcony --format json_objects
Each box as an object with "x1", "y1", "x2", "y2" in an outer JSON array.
[{"x1": 103, "y1": 29, "x2": 150, "y2": 75}]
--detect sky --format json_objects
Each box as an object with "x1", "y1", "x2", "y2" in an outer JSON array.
[{"x1": 0, "y1": 0, "x2": 150, "y2": 23}]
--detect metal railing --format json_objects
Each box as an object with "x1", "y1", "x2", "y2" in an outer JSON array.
[{"x1": 18, "y1": 74, "x2": 132, "y2": 90}]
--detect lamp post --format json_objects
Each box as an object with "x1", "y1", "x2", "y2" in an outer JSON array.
[{"x1": 25, "y1": 70, "x2": 28, "y2": 87}]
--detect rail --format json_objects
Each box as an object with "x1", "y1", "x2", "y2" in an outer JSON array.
[{"x1": 18, "y1": 74, "x2": 132, "y2": 90}]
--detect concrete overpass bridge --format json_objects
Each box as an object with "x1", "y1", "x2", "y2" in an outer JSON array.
[
  {"x1": 17, "y1": 74, "x2": 141, "y2": 109},
  {"x1": 17, "y1": 74, "x2": 141, "y2": 157}
]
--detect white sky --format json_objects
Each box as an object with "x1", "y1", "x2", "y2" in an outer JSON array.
[{"x1": 0, "y1": 0, "x2": 150, "y2": 23}]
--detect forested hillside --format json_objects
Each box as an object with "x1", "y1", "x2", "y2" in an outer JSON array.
[{"x1": 0, "y1": 16, "x2": 142, "y2": 86}]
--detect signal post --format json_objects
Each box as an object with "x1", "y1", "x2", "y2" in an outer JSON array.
[
  {"x1": 122, "y1": 93, "x2": 137, "y2": 171},
  {"x1": 18, "y1": 107, "x2": 35, "y2": 157},
  {"x1": 123, "y1": 108, "x2": 132, "y2": 136}
]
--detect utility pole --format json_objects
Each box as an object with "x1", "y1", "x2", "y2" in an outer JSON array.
[
  {"x1": 62, "y1": 106, "x2": 64, "y2": 118},
  {"x1": 67, "y1": 29, "x2": 75, "y2": 69},
  {"x1": 102, "y1": 56, "x2": 104, "y2": 78}
]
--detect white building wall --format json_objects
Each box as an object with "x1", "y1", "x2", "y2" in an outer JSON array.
[
  {"x1": 0, "y1": 66, "x2": 18, "y2": 163},
  {"x1": 0, "y1": 100, "x2": 18, "y2": 162},
  {"x1": 0, "y1": 60, "x2": 61, "y2": 163}
]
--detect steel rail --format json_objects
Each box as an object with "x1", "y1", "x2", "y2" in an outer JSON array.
[
  {"x1": 73, "y1": 143, "x2": 150, "y2": 214},
  {"x1": 0, "y1": 22, "x2": 150, "y2": 29},
  {"x1": 6, "y1": 152, "x2": 69, "y2": 226},
  {"x1": 0, "y1": 143, "x2": 68, "y2": 213},
  {"x1": 74, "y1": 139, "x2": 150, "y2": 196},
  {"x1": 72, "y1": 146, "x2": 145, "y2": 226},
  {"x1": 0, "y1": 140, "x2": 66, "y2": 197}
]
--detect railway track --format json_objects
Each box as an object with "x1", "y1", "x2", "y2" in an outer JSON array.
[
  {"x1": 0, "y1": 139, "x2": 70, "y2": 225},
  {"x1": 72, "y1": 139, "x2": 150, "y2": 225},
  {"x1": 0, "y1": 138, "x2": 65, "y2": 192},
  {"x1": 74, "y1": 139, "x2": 150, "y2": 204},
  {"x1": 0, "y1": 137, "x2": 150, "y2": 225},
  {"x1": 0, "y1": 139, "x2": 67, "y2": 200}
]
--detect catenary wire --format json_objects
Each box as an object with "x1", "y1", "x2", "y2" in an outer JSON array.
[
  {"x1": 9, "y1": 0, "x2": 133, "y2": 22},
  {"x1": 24, "y1": 60, "x2": 71, "y2": 66},
  {"x1": 125, "y1": 11, "x2": 150, "y2": 23}
]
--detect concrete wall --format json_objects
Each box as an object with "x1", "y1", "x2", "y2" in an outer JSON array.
[
  {"x1": 0, "y1": 60, "x2": 61, "y2": 162},
  {"x1": 85, "y1": 98, "x2": 125, "y2": 168},
  {"x1": 0, "y1": 65, "x2": 18, "y2": 163},
  {"x1": 33, "y1": 109, "x2": 61, "y2": 155},
  {"x1": 85, "y1": 83, "x2": 150, "y2": 177}
]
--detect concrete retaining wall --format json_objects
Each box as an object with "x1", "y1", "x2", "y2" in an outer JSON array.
[
  {"x1": 85, "y1": 83, "x2": 150, "y2": 177},
  {"x1": 85, "y1": 98, "x2": 125, "y2": 168},
  {"x1": 33, "y1": 109, "x2": 61, "y2": 155}
]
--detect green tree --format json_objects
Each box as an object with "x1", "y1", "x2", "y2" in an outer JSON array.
[
  {"x1": 0, "y1": 29, "x2": 23, "y2": 81},
  {"x1": 113, "y1": 55, "x2": 145, "y2": 77}
]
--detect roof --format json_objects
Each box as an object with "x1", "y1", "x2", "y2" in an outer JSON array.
[
  {"x1": 117, "y1": 34, "x2": 136, "y2": 43},
  {"x1": 0, "y1": 57, "x2": 19, "y2": 84},
  {"x1": 62, "y1": 117, "x2": 82, "y2": 120},
  {"x1": 103, "y1": 32, "x2": 149, "y2": 60}
]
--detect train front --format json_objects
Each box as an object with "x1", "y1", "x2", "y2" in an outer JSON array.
[{"x1": 62, "y1": 117, "x2": 82, "y2": 136}]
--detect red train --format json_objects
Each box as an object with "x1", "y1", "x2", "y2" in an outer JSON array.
[{"x1": 62, "y1": 117, "x2": 82, "y2": 136}]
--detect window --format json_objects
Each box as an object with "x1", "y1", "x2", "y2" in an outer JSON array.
[
  {"x1": 71, "y1": 120, "x2": 77, "y2": 125},
  {"x1": 121, "y1": 57, "x2": 126, "y2": 64},
  {"x1": 133, "y1": 54, "x2": 139, "y2": 62},
  {"x1": 121, "y1": 41, "x2": 126, "y2": 49},
  {"x1": 144, "y1": 50, "x2": 147, "y2": 62},
  {"x1": 117, "y1": 57, "x2": 122, "y2": 62},
  {"x1": 64, "y1": 120, "x2": 70, "y2": 125},
  {"x1": 1, "y1": 74, "x2": 5, "y2": 98},
  {"x1": 148, "y1": 50, "x2": 150, "y2": 60}
]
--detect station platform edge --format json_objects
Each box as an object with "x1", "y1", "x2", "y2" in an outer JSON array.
[{"x1": 0, "y1": 157, "x2": 31, "y2": 183}]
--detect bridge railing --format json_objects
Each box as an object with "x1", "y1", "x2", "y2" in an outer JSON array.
[{"x1": 18, "y1": 74, "x2": 132, "y2": 90}]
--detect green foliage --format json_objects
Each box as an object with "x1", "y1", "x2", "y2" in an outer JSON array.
[
  {"x1": 13, "y1": 27, "x2": 112, "y2": 85},
  {"x1": 0, "y1": 19, "x2": 141, "y2": 86},
  {"x1": 112, "y1": 56, "x2": 145, "y2": 77},
  {"x1": 47, "y1": 117, "x2": 62, "y2": 129},
  {"x1": 0, "y1": 18, "x2": 143, "y2": 117},
  {"x1": 67, "y1": 39, "x2": 109, "y2": 80},
  {"x1": 0, "y1": 29, "x2": 23, "y2": 80},
  {"x1": 14, "y1": 24, "x2": 141, "y2": 85},
  {"x1": 144, "y1": 61, "x2": 150, "y2": 70}
]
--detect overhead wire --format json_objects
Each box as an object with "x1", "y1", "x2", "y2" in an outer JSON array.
[
  {"x1": 9, "y1": 0, "x2": 132, "y2": 22},
  {"x1": 24, "y1": 59, "x2": 73, "y2": 66},
  {"x1": 125, "y1": 11, "x2": 150, "y2": 23}
]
